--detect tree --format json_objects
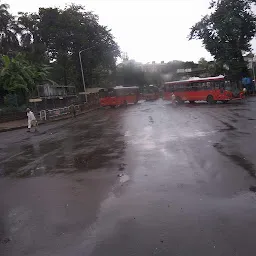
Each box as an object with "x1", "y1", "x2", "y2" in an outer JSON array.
[
  {"x1": 18, "y1": 12, "x2": 46, "y2": 63},
  {"x1": 116, "y1": 61, "x2": 146, "y2": 87},
  {"x1": 0, "y1": 54, "x2": 49, "y2": 100},
  {"x1": 0, "y1": 2, "x2": 120, "y2": 107},
  {"x1": 0, "y1": 2, "x2": 20, "y2": 55},
  {"x1": 198, "y1": 57, "x2": 226, "y2": 77},
  {"x1": 19, "y1": 4, "x2": 120, "y2": 88},
  {"x1": 189, "y1": 0, "x2": 256, "y2": 81}
]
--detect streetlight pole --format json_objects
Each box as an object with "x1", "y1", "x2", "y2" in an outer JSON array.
[
  {"x1": 252, "y1": 56, "x2": 256, "y2": 86},
  {"x1": 78, "y1": 46, "x2": 95, "y2": 94},
  {"x1": 79, "y1": 50, "x2": 86, "y2": 94}
]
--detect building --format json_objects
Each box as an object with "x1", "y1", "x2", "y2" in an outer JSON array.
[
  {"x1": 37, "y1": 81, "x2": 76, "y2": 99},
  {"x1": 141, "y1": 61, "x2": 166, "y2": 73}
]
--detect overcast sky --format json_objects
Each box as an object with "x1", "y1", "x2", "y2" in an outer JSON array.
[{"x1": 7, "y1": 0, "x2": 256, "y2": 63}]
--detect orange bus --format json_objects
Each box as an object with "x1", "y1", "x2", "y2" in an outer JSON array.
[
  {"x1": 163, "y1": 76, "x2": 244, "y2": 104},
  {"x1": 143, "y1": 85, "x2": 160, "y2": 101},
  {"x1": 100, "y1": 86, "x2": 140, "y2": 107}
]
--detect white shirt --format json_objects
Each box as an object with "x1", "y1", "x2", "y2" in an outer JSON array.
[{"x1": 27, "y1": 111, "x2": 36, "y2": 121}]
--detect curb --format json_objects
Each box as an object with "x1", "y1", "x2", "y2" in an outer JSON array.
[{"x1": 0, "y1": 107, "x2": 100, "y2": 133}]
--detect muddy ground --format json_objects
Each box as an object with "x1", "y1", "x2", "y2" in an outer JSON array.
[{"x1": 1, "y1": 99, "x2": 256, "y2": 256}]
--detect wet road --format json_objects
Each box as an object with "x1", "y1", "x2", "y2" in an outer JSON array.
[{"x1": 1, "y1": 99, "x2": 256, "y2": 255}]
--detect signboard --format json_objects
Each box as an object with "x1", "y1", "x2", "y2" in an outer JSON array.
[
  {"x1": 177, "y1": 68, "x2": 192, "y2": 73},
  {"x1": 29, "y1": 98, "x2": 42, "y2": 103}
]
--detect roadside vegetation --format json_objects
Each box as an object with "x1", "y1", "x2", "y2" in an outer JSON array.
[
  {"x1": 0, "y1": 2, "x2": 120, "y2": 108},
  {"x1": 190, "y1": 0, "x2": 256, "y2": 81}
]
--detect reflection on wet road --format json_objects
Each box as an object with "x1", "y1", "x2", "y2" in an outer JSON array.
[{"x1": 1, "y1": 99, "x2": 256, "y2": 255}]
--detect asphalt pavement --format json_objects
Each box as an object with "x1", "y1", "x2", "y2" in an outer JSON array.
[{"x1": 1, "y1": 99, "x2": 256, "y2": 256}]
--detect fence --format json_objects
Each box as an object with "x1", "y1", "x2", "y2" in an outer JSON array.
[
  {"x1": 0, "y1": 92, "x2": 100, "y2": 123},
  {"x1": 39, "y1": 102, "x2": 99, "y2": 121}
]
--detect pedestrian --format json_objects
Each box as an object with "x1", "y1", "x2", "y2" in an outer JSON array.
[
  {"x1": 70, "y1": 104, "x2": 76, "y2": 118},
  {"x1": 171, "y1": 92, "x2": 176, "y2": 106},
  {"x1": 26, "y1": 108, "x2": 38, "y2": 132}
]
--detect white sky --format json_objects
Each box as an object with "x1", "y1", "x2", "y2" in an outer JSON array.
[{"x1": 7, "y1": 0, "x2": 256, "y2": 63}]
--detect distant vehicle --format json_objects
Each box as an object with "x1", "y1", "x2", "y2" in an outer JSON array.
[
  {"x1": 163, "y1": 76, "x2": 244, "y2": 104},
  {"x1": 100, "y1": 86, "x2": 140, "y2": 107},
  {"x1": 142, "y1": 85, "x2": 160, "y2": 101}
]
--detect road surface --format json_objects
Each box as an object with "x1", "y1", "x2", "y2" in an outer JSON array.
[{"x1": 1, "y1": 99, "x2": 256, "y2": 256}]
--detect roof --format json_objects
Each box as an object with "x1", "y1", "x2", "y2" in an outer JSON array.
[
  {"x1": 165, "y1": 75, "x2": 225, "y2": 85},
  {"x1": 114, "y1": 86, "x2": 139, "y2": 89},
  {"x1": 79, "y1": 88, "x2": 104, "y2": 95}
]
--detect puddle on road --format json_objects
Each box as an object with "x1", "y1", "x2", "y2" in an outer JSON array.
[
  {"x1": 1, "y1": 127, "x2": 126, "y2": 178},
  {"x1": 73, "y1": 146, "x2": 124, "y2": 170},
  {"x1": 217, "y1": 120, "x2": 236, "y2": 132},
  {"x1": 213, "y1": 143, "x2": 256, "y2": 178},
  {"x1": 229, "y1": 108, "x2": 250, "y2": 112},
  {"x1": 149, "y1": 116, "x2": 154, "y2": 124},
  {"x1": 119, "y1": 174, "x2": 130, "y2": 183}
]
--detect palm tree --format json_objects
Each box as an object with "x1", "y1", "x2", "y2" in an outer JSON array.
[
  {"x1": 0, "y1": 54, "x2": 50, "y2": 100},
  {"x1": 0, "y1": 55, "x2": 32, "y2": 94},
  {"x1": 0, "y1": 3, "x2": 20, "y2": 55}
]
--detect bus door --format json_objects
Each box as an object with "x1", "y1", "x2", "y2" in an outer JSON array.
[
  {"x1": 164, "y1": 85, "x2": 173, "y2": 100},
  {"x1": 126, "y1": 89, "x2": 139, "y2": 103},
  {"x1": 213, "y1": 81, "x2": 225, "y2": 100}
]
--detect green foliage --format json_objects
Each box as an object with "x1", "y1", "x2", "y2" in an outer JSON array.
[
  {"x1": 198, "y1": 57, "x2": 225, "y2": 76},
  {"x1": 189, "y1": 0, "x2": 256, "y2": 81},
  {"x1": 18, "y1": 12, "x2": 46, "y2": 63},
  {"x1": 116, "y1": 61, "x2": 146, "y2": 87},
  {"x1": 0, "y1": 3, "x2": 20, "y2": 55},
  {"x1": 18, "y1": 4, "x2": 120, "y2": 88},
  {"x1": 0, "y1": 1, "x2": 120, "y2": 96},
  {"x1": 0, "y1": 54, "x2": 50, "y2": 98}
]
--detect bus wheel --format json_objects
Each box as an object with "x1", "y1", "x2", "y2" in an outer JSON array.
[
  {"x1": 222, "y1": 100, "x2": 229, "y2": 104},
  {"x1": 189, "y1": 101, "x2": 195, "y2": 104},
  {"x1": 207, "y1": 95, "x2": 216, "y2": 104}
]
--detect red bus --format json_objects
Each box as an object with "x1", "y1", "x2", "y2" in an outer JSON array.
[
  {"x1": 100, "y1": 86, "x2": 140, "y2": 107},
  {"x1": 143, "y1": 85, "x2": 160, "y2": 101},
  {"x1": 163, "y1": 76, "x2": 244, "y2": 104}
]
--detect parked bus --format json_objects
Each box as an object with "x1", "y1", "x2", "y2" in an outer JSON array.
[
  {"x1": 163, "y1": 76, "x2": 244, "y2": 104},
  {"x1": 142, "y1": 85, "x2": 160, "y2": 101},
  {"x1": 100, "y1": 86, "x2": 140, "y2": 107}
]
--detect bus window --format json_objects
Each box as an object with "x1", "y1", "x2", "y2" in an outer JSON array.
[
  {"x1": 176, "y1": 84, "x2": 186, "y2": 92},
  {"x1": 191, "y1": 83, "x2": 200, "y2": 91},
  {"x1": 214, "y1": 82, "x2": 220, "y2": 89},
  {"x1": 201, "y1": 82, "x2": 210, "y2": 90},
  {"x1": 225, "y1": 81, "x2": 231, "y2": 91},
  {"x1": 108, "y1": 89, "x2": 116, "y2": 97}
]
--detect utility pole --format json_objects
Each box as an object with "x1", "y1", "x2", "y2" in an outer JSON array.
[
  {"x1": 79, "y1": 46, "x2": 95, "y2": 102},
  {"x1": 252, "y1": 55, "x2": 256, "y2": 84}
]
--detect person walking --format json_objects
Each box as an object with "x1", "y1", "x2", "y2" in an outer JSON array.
[
  {"x1": 171, "y1": 92, "x2": 176, "y2": 106},
  {"x1": 70, "y1": 104, "x2": 76, "y2": 118},
  {"x1": 26, "y1": 108, "x2": 38, "y2": 132}
]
